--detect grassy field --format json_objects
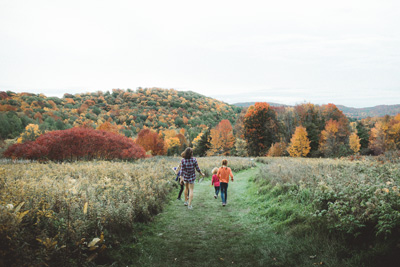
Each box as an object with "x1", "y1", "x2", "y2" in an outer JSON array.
[
  {"x1": 0, "y1": 157, "x2": 254, "y2": 266},
  {"x1": 1, "y1": 156, "x2": 399, "y2": 266},
  {"x1": 111, "y1": 157, "x2": 400, "y2": 267}
]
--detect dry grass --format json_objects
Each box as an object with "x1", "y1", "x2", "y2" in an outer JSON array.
[{"x1": 0, "y1": 156, "x2": 253, "y2": 266}]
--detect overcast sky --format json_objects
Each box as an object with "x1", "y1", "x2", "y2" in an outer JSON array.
[{"x1": 1, "y1": 0, "x2": 399, "y2": 108}]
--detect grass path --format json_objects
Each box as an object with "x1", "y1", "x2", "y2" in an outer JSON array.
[{"x1": 115, "y1": 166, "x2": 331, "y2": 266}]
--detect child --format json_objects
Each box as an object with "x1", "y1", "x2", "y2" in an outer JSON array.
[
  {"x1": 217, "y1": 159, "x2": 234, "y2": 207},
  {"x1": 173, "y1": 164, "x2": 186, "y2": 200},
  {"x1": 211, "y1": 167, "x2": 220, "y2": 199}
]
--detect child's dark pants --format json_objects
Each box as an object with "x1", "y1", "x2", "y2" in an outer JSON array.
[
  {"x1": 214, "y1": 186, "x2": 220, "y2": 197},
  {"x1": 220, "y1": 182, "x2": 228, "y2": 203}
]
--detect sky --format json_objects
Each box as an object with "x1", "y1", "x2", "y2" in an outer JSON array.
[{"x1": 1, "y1": 0, "x2": 400, "y2": 108}]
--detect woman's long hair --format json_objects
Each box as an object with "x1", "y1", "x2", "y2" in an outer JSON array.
[{"x1": 181, "y1": 147, "x2": 193, "y2": 159}]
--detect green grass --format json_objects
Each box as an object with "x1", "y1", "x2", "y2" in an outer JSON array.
[{"x1": 109, "y1": 165, "x2": 368, "y2": 267}]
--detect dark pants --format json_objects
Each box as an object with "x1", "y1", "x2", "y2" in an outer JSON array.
[
  {"x1": 178, "y1": 183, "x2": 189, "y2": 199},
  {"x1": 220, "y1": 182, "x2": 228, "y2": 203},
  {"x1": 214, "y1": 186, "x2": 220, "y2": 196},
  {"x1": 178, "y1": 184, "x2": 184, "y2": 199}
]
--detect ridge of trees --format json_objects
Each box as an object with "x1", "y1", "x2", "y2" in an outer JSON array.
[
  {"x1": 0, "y1": 88, "x2": 241, "y2": 140},
  {"x1": 1, "y1": 89, "x2": 400, "y2": 159}
]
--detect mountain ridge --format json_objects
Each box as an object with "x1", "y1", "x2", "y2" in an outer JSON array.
[{"x1": 233, "y1": 102, "x2": 400, "y2": 119}]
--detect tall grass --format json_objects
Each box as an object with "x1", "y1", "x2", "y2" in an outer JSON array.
[
  {"x1": 254, "y1": 157, "x2": 400, "y2": 266},
  {"x1": 0, "y1": 156, "x2": 254, "y2": 266}
]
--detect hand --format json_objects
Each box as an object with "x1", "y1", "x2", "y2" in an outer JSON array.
[{"x1": 201, "y1": 172, "x2": 205, "y2": 177}]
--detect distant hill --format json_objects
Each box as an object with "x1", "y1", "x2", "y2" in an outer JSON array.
[
  {"x1": 233, "y1": 102, "x2": 289, "y2": 108},
  {"x1": 336, "y1": 104, "x2": 400, "y2": 119},
  {"x1": 0, "y1": 88, "x2": 242, "y2": 140},
  {"x1": 233, "y1": 102, "x2": 400, "y2": 119}
]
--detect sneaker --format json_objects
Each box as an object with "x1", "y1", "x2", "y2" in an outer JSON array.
[
  {"x1": 214, "y1": 195, "x2": 217, "y2": 199},
  {"x1": 184, "y1": 201, "x2": 188, "y2": 206},
  {"x1": 177, "y1": 198, "x2": 181, "y2": 200},
  {"x1": 222, "y1": 202, "x2": 226, "y2": 206},
  {"x1": 188, "y1": 205, "x2": 193, "y2": 210}
]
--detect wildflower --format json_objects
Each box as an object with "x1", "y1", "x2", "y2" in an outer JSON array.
[
  {"x1": 382, "y1": 188, "x2": 390, "y2": 194},
  {"x1": 6, "y1": 204, "x2": 14, "y2": 210}
]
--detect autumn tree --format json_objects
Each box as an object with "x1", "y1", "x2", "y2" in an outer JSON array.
[
  {"x1": 321, "y1": 103, "x2": 350, "y2": 145},
  {"x1": 388, "y1": 114, "x2": 400, "y2": 149},
  {"x1": 17, "y1": 124, "x2": 43, "y2": 143},
  {"x1": 349, "y1": 132, "x2": 361, "y2": 154},
  {"x1": 244, "y1": 102, "x2": 279, "y2": 156},
  {"x1": 294, "y1": 103, "x2": 324, "y2": 154},
  {"x1": 287, "y1": 126, "x2": 311, "y2": 157},
  {"x1": 208, "y1": 120, "x2": 235, "y2": 156},
  {"x1": 96, "y1": 121, "x2": 120, "y2": 134},
  {"x1": 319, "y1": 119, "x2": 341, "y2": 157},
  {"x1": 193, "y1": 128, "x2": 211, "y2": 157},
  {"x1": 233, "y1": 108, "x2": 247, "y2": 139},
  {"x1": 369, "y1": 121, "x2": 390, "y2": 155},
  {"x1": 135, "y1": 128, "x2": 166, "y2": 156},
  {"x1": 267, "y1": 141, "x2": 287, "y2": 157}
]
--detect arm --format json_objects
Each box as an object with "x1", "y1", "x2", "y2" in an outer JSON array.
[
  {"x1": 194, "y1": 159, "x2": 205, "y2": 177},
  {"x1": 176, "y1": 163, "x2": 181, "y2": 174},
  {"x1": 230, "y1": 168, "x2": 234, "y2": 181}
]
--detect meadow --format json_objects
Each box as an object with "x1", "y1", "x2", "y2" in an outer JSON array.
[
  {"x1": 253, "y1": 157, "x2": 400, "y2": 265},
  {"x1": 0, "y1": 157, "x2": 254, "y2": 266}
]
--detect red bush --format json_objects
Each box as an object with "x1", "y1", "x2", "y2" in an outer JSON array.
[{"x1": 3, "y1": 127, "x2": 147, "y2": 161}]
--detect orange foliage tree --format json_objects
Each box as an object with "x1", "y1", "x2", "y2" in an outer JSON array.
[
  {"x1": 319, "y1": 119, "x2": 340, "y2": 157},
  {"x1": 287, "y1": 126, "x2": 311, "y2": 157},
  {"x1": 208, "y1": 120, "x2": 235, "y2": 156},
  {"x1": 135, "y1": 129, "x2": 166, "y2": 156},
  {"x1": 267, "y1": 141, "x2": 287, "y2": 157},
  {"x1": 388, "y1": 114, "x2": 400, "y2": 149},
  {"x1": 244, "y1": 102, "x2": 279, "y2": 156},
  {"x1": 369, "y1": 121, "x2": 390, "y2": 155},
  {"x1": 96, "y1": 121, "x2": 120, "y2": 134}
]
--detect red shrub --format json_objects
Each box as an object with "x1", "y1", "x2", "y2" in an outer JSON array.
[{"x1": 3, "y1": 127, "x2": 147, "y2": 161}]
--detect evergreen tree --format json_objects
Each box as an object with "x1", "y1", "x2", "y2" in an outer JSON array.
[{"x1": 194, "y1": 128, "x2": 211, "y2": 157}]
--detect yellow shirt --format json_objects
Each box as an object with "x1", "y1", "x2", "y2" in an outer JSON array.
[{"x1": 217, "y1": 166, "x2": 233, "y2": 183}]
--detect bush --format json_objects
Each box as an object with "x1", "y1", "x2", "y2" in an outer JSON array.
[{"x1": 3, "y1": 127, "x2": 147, "y2": 161}]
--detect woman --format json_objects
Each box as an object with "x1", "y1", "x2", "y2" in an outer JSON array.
[{"x1": 180, "y1": 147, "x2": 205, "y2": 210}]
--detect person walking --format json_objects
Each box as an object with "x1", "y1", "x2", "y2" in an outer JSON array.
[
  {"x1": 180, "y1": 147, "x2": 205, "y2": 210},
  {"x1": 217, "y1": 159, "x2": 234, "y2": 207},
  {"x1": 173, "y1": 164, "x2": 186, "y2": 200},
  {"x1": 211, "y1": 167, "x2": 220, "y2": 199}
]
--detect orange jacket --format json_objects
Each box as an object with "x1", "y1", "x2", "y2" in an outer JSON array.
[{"x1": 217, "y1": 166, "x2": 233, "y2": 183}]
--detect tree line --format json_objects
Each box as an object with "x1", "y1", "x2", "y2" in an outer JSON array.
[{"x1": 2, "y1": 88, "x2": 400, "y2": 160}]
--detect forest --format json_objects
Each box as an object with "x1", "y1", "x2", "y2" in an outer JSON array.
[{"x1": 1, "y1": 88, "x2": 400, "y2": 161}]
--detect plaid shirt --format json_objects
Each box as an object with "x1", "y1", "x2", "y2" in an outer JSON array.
[{"x1": 181, "y1": 157, "x2": 201, "y2": 183}]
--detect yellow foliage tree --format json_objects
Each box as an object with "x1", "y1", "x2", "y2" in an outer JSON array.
[
  {"x1": 349, "y1": 132, "x2": 361, "y2": 154},
  {"x1": 17, "y1": 124, "x2": 42, "y2": 143},
  {"x1": 192, "y1": 132, "x2": 203, "y2": 151},
  {"x1": 287, "y1": 126, "x2": 311, "y2": 157}
]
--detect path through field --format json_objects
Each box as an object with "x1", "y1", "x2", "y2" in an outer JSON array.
[{"x1": 116, "y1": 166, "x2": 326, "y2": 267}]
